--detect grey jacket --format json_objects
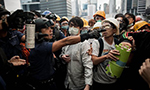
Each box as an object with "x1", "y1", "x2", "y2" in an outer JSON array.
[{"x1": 60, "y1": 40, "x2": 93, "y2": 90}]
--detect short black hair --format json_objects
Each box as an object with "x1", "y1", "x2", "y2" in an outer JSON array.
[
  {"x1": 68, "y1": 16, "x2": 83, "y2": 28},
  {"x1": 115, "y1": 13, "x2": 124, "y2": 19},
  {"x1": 125, "y1": 13, "x2": 135, "y2": 24},
  {"x1": 115, "y1": 13, "x2": 129, "y2": 27}
]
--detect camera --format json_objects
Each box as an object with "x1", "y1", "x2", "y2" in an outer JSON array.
[{"x1": 7, "y1": 9, "x2": 35, "y2": 29}]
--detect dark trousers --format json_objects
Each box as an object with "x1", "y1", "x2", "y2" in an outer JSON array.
[
  {"x1": 25, "y1": 77, "x2": 57, "y2": 90},
  {"x1": 65, "y1": 87, "x2": 84, "y2": 90},
  {"x1": 0, "y1": 76, "x2": 6, "y2": 90}
]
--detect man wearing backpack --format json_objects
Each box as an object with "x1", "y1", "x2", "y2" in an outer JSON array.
[{"x1": 91, "y1": 18, "x2": 121, "y2": 90}]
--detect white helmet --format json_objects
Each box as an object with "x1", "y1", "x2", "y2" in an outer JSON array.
[
  {"x1": 101, "y1": 18, "x2": 120, "y2": 35},
  {"x1": 92, "y1": 22, "x2": 102, "y2": 30}
]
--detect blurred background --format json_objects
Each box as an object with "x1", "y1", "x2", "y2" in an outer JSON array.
[{"x1": 0, "y1": 0, "x2": 150, "y2": 21}]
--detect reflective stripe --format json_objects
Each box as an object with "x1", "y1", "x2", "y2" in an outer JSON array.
[{"x1": 116, "y1": 60, "x2": 126, "y2": 67}]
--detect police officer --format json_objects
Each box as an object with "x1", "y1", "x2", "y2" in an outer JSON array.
[
  {"x1": 0, "y1": 8, "x2": 26, "y2": 59},
  {"x1": 0, "y1": 7, "x2": 27, "y2": 90},
  {"x1": 45, "y1": 13, "x2": 66, "y2": 41},
  {"x1": 26, "y1": 17, "x2": 100, "y2": 90}
]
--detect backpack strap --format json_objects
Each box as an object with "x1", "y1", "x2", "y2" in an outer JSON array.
[
  {"x1": 98, "y1": 37, "x2": 119, "y2": 57},
  {"x1": 114, "y1": 37, "x2": 119, "y2": 45},
  {"x1": 98, "y1": 37, "x2": 104, "y2": 57},
  {"x1": 94, "y1": 38, "x2": 104, "y2": 72}
]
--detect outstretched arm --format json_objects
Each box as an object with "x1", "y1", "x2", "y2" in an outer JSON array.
[
  {"x1": 52, "y1": 35, "x2": 80, "y2": 52},
  {"x1": 52, "y1": 30, "x2": 100, "y2": 52}
]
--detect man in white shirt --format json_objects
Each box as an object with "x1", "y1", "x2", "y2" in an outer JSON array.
[{"x1": 91, "y1": 18, "x2": 120, "y2": 90}]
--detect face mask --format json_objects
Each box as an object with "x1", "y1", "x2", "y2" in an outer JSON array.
[
  {"x1": 119, "y1": 23, "x2": 127, "y2": 32},
  {"x1": 127, "y1": 23, "x2": 133, "y2": 28},
  {"x1": 81, "y1": 29, "x2": 88, "y2": 34},
  {"x1": 69, "y1": 27, "x2": 79, "y2": 36},
  {"x1": 61, "y1": 25, "x2": 69, "y2": 30},
  {"x1": 97, "y1": 20, "x2": 102, "y2": 22}
]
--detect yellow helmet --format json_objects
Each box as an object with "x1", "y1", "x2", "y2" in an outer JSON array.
[
  {"x1": 81, "y1": 18, "x2": 90, "y2": 28},
  {"x1": 56, "y1": 14, "x2": 61, "y2": 21},
  {"x1": 62, "y1": 16, "x2": 69, "y2": 21},
  {"x1": 133, "y1": 21, "x2": 150, "y2": 31},
  {"x1": 93, "y1": 10, "x2": 106, "y2": 19}
]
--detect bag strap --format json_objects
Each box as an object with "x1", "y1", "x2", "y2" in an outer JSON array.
[
  {"x1": 98, "y1": 37, "x2": 119, "y2": 57},
  {"x1": 114, "y1": 37, "x2": 119, "y2": 45},
  {"x1": 98, "y1": 37, "x2": 104, "y2": 57},
  {"x1": 94, "y1": 38, "x2": 104, "y2": 72}
]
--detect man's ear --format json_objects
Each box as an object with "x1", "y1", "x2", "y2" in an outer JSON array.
[
  {"x1": 79, "y1": 28, "x2": 82, "y2": 31},
  {"x1": 78, "y1": 28, "x2": 82, "y2": 33}
]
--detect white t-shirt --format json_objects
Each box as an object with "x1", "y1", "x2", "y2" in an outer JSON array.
[{"x1": 92, "y1": 37, "x2": 117, "y2": 84}]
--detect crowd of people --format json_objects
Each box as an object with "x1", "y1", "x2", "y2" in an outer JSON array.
[{"x1": 0, "y1": 5, "x2": 150, "y2": 90}]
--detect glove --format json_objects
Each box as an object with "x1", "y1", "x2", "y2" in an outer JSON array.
[
  {"x1": 35, "y1": 33, "x2": 48, "y2": 42},
  {"x1": 80, "y1": 29, "x2": 106, "y2": 42}
]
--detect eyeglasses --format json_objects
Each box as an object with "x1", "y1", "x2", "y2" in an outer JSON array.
[
  {"x1": 102, "y1": 24, "x2": 112, "y2": 30},
  {"x1": 61, "y1": 22, "x2": 68, "y2": 26}
]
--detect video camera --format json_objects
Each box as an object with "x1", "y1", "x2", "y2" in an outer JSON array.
[{"x1": 7, "y1": 9, "x2": 35, "y2": 29}]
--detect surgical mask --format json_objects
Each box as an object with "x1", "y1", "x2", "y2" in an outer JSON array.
[
  {"x1": 61, "y1": 25, "x2": 69, "y2": 30},
  {"x1": 97, "y1": 20, "x2": 102, "y2": 22},
  {"x1": 69, "y1": 27, "x2": 79, "y2": 36},
  {"x1": 127, "y1": 23, "x2": 133, "y2": 28},
  {"x1": 81, "y1": 29, "x2": 88, "y2": 34}
]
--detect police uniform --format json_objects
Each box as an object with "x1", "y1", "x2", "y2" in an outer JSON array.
[
  {"x1": 27, "y1": 39, "x2": 57, "y2": 90},
  {"x1": 0, "y1": 30, "x2": 24, "y2": 59}
]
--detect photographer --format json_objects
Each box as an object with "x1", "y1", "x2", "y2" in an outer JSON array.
[
  {"x1": 0, "y1": 7, "x2": 27, "y2": 90},
  {"x1": 115, "y1": 13, "x2": 129, "y2": 34},
  {"x1": 115, "y1": 13, "x2": 129, "y2": 39}
]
